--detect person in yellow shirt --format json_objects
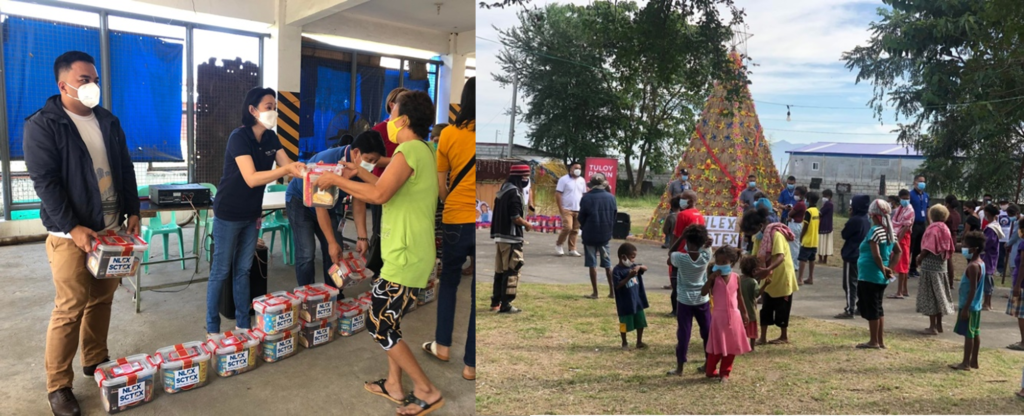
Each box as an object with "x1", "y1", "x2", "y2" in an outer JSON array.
[
  {"x1": 421, "y1": 77, "x2": 477, "y2": 383},
  {"x1": 743, "y1": 207, "x2": 799, "y2": 345},
  {"x1": 799, "y1": 192, "x2": 821, "y2": 285}
]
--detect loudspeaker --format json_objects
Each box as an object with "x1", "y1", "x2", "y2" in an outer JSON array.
[
  {"x1": 613, "y1": 212, "x2": 631, "y2": 239},
  {"x1": 212, "y1": 240, "x2": 268, "y2": 319}
]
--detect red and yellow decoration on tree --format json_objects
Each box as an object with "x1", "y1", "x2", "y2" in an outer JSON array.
[{"x1": 642, "y1": 52, "x2": 785, "y2": 242}]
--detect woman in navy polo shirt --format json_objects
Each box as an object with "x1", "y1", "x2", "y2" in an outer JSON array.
[{"x1": 207, "y1": 87, "x2": 303, "y2": 337}]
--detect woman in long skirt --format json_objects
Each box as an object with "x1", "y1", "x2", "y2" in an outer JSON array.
[{"x1": 916, "y1": 205, "x2": 956, "y2": 335}]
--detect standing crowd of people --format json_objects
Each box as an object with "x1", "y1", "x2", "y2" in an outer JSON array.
[{"x1": 488, "y1": 161, "x2": 1024, "y2": 389}]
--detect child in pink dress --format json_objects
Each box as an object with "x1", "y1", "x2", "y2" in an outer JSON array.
[{"x1": 701, "y1": 245, "x2": 753, "y2": 382}]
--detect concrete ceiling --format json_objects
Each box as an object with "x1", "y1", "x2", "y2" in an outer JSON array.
[{"x1": 339, "y1": 0, "x2": 474, "y2": 33}]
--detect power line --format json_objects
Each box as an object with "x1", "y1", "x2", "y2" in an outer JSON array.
[{"x1": 764, "y1": 128, "x2": 896, "y2": 136}]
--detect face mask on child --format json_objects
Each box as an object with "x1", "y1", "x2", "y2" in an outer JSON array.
[
  {"x1": 679, "y1": 199, "x2": 688, "y2": 209},
  {"x1": 712, "y1": 264, "x2": 732, "y2": 275},
  {"x1": 622, "y1": 259, "x2": 634, "y2": 267},
  {"x1": 962, "y1": 248, "x2": 972, "y2": 260},
  {"x1": 900, "y1": 199, "x2": 910, "y2": 207},
  {"x1": 822, "y1": 197, "x2": 829, "y2": 202}
]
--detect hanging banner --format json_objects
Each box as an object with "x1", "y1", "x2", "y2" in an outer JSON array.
[
  {"x1": 705, "y1": 215, "x2": 740, "y2": 248},
  {"x1": 585, "y1": 157, "x2": 619, "y2": 195}
]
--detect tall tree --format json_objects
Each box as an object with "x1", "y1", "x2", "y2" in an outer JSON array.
[
  {"x1": 843, "y1": 0, "x2": 1024, "y2": 201},
  {"x1": 493, "y1": 0, "x2": 747, "y2": 195}
]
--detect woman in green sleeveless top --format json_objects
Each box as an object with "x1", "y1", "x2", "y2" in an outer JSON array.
[{"x1": 314, "y1": 90, "x2": 443, "y2": 415}]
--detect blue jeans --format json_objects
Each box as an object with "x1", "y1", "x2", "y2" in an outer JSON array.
[
  {"x1": 207, "y1": 216, "x2": 257, "y2": 333},
  {"x1": 434, "y1": 223, "x2": 476, "y2": 367},
  {"x1": 287, "y1": 197, "x2": 342, "y2": 291}
]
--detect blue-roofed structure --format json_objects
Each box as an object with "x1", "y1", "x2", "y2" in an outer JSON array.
[
  {"x1": 781, "y1": 142, "x2": 925, "y2": 203},
  {"x1": 785, "y1": 142, "x2": 923, "y2": 159}
]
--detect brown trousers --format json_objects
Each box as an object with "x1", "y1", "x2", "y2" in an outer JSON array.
[
  {"x1": 44, "y1": 236, "x2": 120, "y2": 392},
  {"x1": 556, "y1": 211, "x2": 581, "y2": 251}
]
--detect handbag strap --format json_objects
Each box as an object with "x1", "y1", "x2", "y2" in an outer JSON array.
[{"x1": 447, "y1": 155, "x2": 476, "y2": 193}]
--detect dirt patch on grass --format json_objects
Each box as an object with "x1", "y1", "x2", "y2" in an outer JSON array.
[{"x1": 477, "y1": 283, "x2": 1024, "y2": 415}]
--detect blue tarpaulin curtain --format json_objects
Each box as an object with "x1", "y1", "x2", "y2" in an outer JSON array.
[{"x1": 3, "y1": 16, "x2": 184, "y2": 161}]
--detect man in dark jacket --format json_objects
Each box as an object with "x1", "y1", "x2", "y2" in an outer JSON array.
[
  {"x1": 578, "y1": 173, "x2": 618, "y2": 299},
  {"x1": 836, "y1": 195, "x2": 871, "y2": 319},
  {"x1": 24, "y1": 51, "x2": 140, "y2": 416},
  {"x1": 489, "y1": 164, "x2": 533, "y2": 313}
]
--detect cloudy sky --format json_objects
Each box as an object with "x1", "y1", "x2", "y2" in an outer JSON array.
[{"x1": 475, "y1": 0, "x2": 901, "y2": 155}]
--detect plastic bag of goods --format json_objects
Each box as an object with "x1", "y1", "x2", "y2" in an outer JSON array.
[
  {"x1": 206, "y1": 330, "x2": 260, "y2": 377},
  {"x1": 252, "y1": 326, "x2": 300, "y2": 363},
  {"x1": 87, "y1": 230, "x2": 148, "y2": 279},
  {"x1": 253, "y1": 291, "x2": 300, "y2": 335},
  {"x1": 303, "y1": 163, "x2": 341, "y2": 208},
  {"x1": 94, "y1": 355, "x2": 158, "y2": 414},
  {"x1": 293, "y1": 283, "x2": 339, "y2": 321},
  {"x1": 337, "y1": 300, "x2": 367, "y2": 336},
  {"x1": 299, "y1": 312, "x2": 338, "y2": 349},
  {"x1": 153, "y1": 342, "x2": 211, "y2": 394}
]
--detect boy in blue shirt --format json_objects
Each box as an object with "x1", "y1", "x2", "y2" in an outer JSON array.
[
  {"x1": 778, "y1": 176, "x2": 797, "y2": 222},
  {"x1": 284, "y1": 131, "x2": 385, "y2": 289},
  {"x1": 613, "y1": 243, "x2": 649, "y2": 350},
  {"x1": 951, "y1": 231, "x2": 987, "y2": 371}
]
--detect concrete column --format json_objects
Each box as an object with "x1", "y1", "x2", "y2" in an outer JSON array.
[
  {"x1": 437, "y1": 32, "x2": 468, "y2": 124},
  {"x1": 267, "y1": 0, "x2": 302, "y2": 92}
]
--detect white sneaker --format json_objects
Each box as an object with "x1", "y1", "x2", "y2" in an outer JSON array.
[
  {"x1": 569, "y1": 251, "x2": 582, "y2": 257},
  {"x1": 556, "y1": 245, "x2": 565, "y2": 256}
]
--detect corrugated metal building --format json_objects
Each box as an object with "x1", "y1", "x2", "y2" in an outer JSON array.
[{"x1": 784, "y1": 142, "x2": 924, "y2": 197}]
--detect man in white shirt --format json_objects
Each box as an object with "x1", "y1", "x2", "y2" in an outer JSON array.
[
  {"x1": 555, "y1": 162, "x2": 587, "y2": 256},
  {"x1": 24, "y1": 51, "x2": 140, "y2": 416}
]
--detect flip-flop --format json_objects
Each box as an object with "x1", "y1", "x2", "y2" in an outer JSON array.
[
  {"x1": 768, "y1": 339, "x2": 789, "y2": 345},
  {"x1": 364, "y1": 379, "x2": 404, "y2": 404},
  {"x1": 421, "y1": 341, "x2": 449, "y2": 362},
  {"x1": 948, "y1": 364, "x2": 970, "y2": 371},
  {"x1": 855, "y1": 343, "x2": 881, "y2": 349},
  {"x1": 886, "y1": 295, "x2": 904, "y2": 299},
  {"x1": 398, "y1": 393, "x2": 446, "y2": 416},
  {"x1": 1007, "y1": 343, "x2": 1024, "y2": 351},
  {"x1": 583, "y1": 294, "x2": 599, "y2": 299},
  {"x1": 1016, "y1": 391, "x2": 1024, "y2": 399}
]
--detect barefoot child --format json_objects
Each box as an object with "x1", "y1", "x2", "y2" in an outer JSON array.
[
  {"x1": 951, "y1": 231, "x2": 986, "y2": 371},
  {"x1": 798, "y1": 191, "x2": 821, "y2": 285},
  {"x1": 856, "y1": 199, "x2": 900, "y2": 350},
  {"x1": 702, "y1": 246, "x2": 752, "y2": 382},
  {"x1": 667, "y1": 224, "x2": 713, "y2": 375},
  {"x1": 738, "y1": 255, "x2": 761, "y2": 350},
  {"x1": 613, "y1": 243, "x2": 649, "y2": 350}
]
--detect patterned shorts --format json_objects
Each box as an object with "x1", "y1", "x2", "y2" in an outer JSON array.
[{"x1": 367, "y1": 278, "x2": 414, "y2": 351}]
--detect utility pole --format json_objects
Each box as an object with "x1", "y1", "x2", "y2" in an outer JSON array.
[{"x1": 507, "y1": 76, "x2": 518, "y2": 158}]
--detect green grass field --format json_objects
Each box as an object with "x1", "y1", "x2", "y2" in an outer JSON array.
[{"x1": 477, "y1": 283, "x2": 1024, "y2": 415}]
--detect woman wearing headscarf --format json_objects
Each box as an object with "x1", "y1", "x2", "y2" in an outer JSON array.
[
  {"x1": 916, "y1": 205, "x2": 956, "y2": 335},
  {"x1": 855, "y1": 199, "x2": 901, "y2": 349}
]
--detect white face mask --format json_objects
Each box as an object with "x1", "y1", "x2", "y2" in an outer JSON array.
[
  {"x1": 66, "y1": 82, "x2": 100, "y2": 108},
  {"x1": 573, "y1": 169, "x2": 582, "y2": 177},
  {"x1": 622, "y1": 259, "x2": 634, "y2": 267},
  {"x1": 822, "y1": 197, "x2": 829, "y2": 202},
  {"x1": 257, "y1": 110, "x2": 277, "y2": 130},
  {"x1": 360, "y1": 160, "x2": 376, "y2": 172},
  {"x1": 795, "y1": 196, "x2": 803, "y2": 201}
]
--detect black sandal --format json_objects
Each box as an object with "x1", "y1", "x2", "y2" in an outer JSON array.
[
  {"x1": 399, "y1": 392, "x2": 446, "y2": 415},
  {"x1": 364, "y1": 379, "x2": 403, "y2": 404}
]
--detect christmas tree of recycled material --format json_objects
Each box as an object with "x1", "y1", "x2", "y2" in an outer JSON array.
[{"x1": 642, "y1": 52, "x2": 784, "y2": 242}]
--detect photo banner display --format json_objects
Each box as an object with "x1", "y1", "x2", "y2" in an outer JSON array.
[{"x1": 584, "y1": 157, "x2": 618, "y2": 195}]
